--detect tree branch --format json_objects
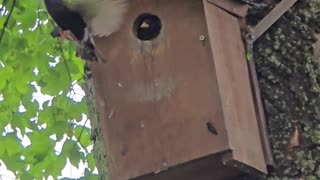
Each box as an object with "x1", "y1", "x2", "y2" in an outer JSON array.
[
  {"x1": 0, "y1": 0, "x2": 15, "y2": 44},
  {"x1": 37, "y1": 8, "x2": 43, "y2": 34},
  {"x1": 56, "y1": 39, "x2": 72, "y2": 85}
]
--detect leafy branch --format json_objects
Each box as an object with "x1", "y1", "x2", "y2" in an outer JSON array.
[
  {"x1": 0, "y1": 1, "x2": 96, "y2": 177},
  {"x1": 0, "y1": 0, "x2": 16, "y2": 44}
]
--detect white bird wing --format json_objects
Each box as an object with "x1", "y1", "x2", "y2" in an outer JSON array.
[{"x1": 69, "y1": 0, "x2": 128, "y2": 37}]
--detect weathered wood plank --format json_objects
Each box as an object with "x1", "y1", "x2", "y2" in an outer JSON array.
[{"x1": 203, "y1": 0, "x2": 267, "y2": 173}]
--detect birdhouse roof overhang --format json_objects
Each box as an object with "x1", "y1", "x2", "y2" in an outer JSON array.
[{"x1": 207, "y1": 0, "x2": 249, "y2": 17}]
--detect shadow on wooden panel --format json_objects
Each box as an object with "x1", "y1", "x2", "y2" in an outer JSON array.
[{"x1": 133, "y1": 152, "x2": 244, "y2": 180}]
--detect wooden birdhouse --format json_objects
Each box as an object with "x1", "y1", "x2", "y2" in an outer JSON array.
[{"x1": 89, "y1": 0, "x2": 273, "y2": 179}]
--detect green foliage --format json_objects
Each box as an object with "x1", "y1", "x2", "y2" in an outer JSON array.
[{"x1": 0, "y1": 0, "x2": 96, "y2": 179}]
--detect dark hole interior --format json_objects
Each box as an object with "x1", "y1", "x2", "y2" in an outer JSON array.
[{"x1": 133, "y1": 13, "x2": 161, "y2": 41}]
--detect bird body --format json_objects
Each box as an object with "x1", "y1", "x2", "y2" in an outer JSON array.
[
  {"x1": 44, "y1": 0, "x2": 87, "y2": 40},
  {"x1": 68, "y1": 0, "x2": 128, "y2": 37},
  {"x1": 44, "y1": 0, "x2": 128, "y2": 62}
]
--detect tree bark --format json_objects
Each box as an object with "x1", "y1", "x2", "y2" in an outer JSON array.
[
  {"x1": 243, "y1": 0, "x2": 320, "y2": 179},
  {"x1": 84, "y1": 71, "x2": 111, "y2": 180}
]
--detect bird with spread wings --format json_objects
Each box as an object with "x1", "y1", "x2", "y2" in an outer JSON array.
[{"x1": 44, "y1": 0, "x2": 128, "y2": 62}]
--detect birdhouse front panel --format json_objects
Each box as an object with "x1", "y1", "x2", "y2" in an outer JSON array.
[
  {"x1": 90, "y1": 0, "x2": 267, "y2": 179},
  {"x1": 203, "y1": 2, "x2": 266, "y2": 173}
]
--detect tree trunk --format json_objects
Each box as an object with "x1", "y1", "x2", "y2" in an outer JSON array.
[{"x1": 243, "y1": 0, "x2": 320, "y2": 179}]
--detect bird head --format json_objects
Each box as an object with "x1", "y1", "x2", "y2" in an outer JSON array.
[
  {"x1": 136, "y1": 14, "x2": 161, "y2": 40},
  {"x1": 140, "y1": 21, "x2": 150, "y2": 29}
]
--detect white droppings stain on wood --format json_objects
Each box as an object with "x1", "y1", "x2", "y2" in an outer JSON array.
[{"x1": 117, "y1": 82, "x2": 123, "y2": 88}]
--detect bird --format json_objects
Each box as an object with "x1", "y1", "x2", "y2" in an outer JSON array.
[
  {"x1": 135, "y1": 14, "x2": 161, "y2": 41},
  {"x1": 51, "y1": 26, "x2": 98, "y2": 61},
  {"x1": 44, "y1": 0, "x2": 128, "y2": 62}
]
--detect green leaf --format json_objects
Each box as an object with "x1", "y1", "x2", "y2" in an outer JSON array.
[
  {"x1": 246, "y1": 52, "x2": 253, "y2": 61},
  {"x1": 0, "y1": 111, "x2": 12, "y2": 130},
  {"x1": 0, "y1": 135, "x2": 6, "y2": 157},
  {"x1": 48, "y1": 156, "x2": 67, "y2": 178},
  {"x1": 0, "y1": 66, "x2": 14, "y2": 81},
  {"x1": 13, "y1": 75, "x2": 31, "y2": 95},
  {"x1": 61, "y1": 139, "x2": 74, "y2": 156},
  {"x1": 23, "y1": 100, "x2": 39, "y2": 119},
  {"x1": 50, "y1": 121, "x2": 69, "y2": 141},
  {"x1": 18, "y1": 172, "x2": 35, "y2": 180},
  {"x1": 25, "y1": 131, "x2": 54, "y2": 161},
  {"x1": 3, "y1": 91, "x2": 21, "y2": 108},
  {"x1": 0, "y1": 78, "x2": 7, "y2": 91},
  {"x1": 3, "y1": 133, "x2": 23, "y2": 156},
  {"x1": 40, "y1": 70, "x2": 63, "y2": 95},
  {"x1": 67, "y1": 59, "x2": 81, "y2": 75},
  {"x1": 0, "y1": 28, "x2": 13, "y2": 49},
  {"x1": 29, "y1": 161, "x2": 48, "y2": 179},
  {"x1": 38, "y1": 107, "x2": 54, "y2": 126},
  {"x1": 17, "y1": 7, "x2": 37, "y2": 30},
  {"x1": 68, "y1": 101, "x2": 88, "y2": 121},
  {"x1": 75, "y1": 126, "x2": 92, "y2": 148},
  {"x1": 15, "y1": 38, "x2": 29, "y2": 50},
  {"x1": 52, "y1": 95, "x2": 68, "y2": 110},
  {"x1": 1, "y1": 153, "x2": 27, "y2": 172},
  {"x1": 83, "y1": 169, "x2": 99, "y2": 180},
  {"x1": 69, "y1": 144, "x2": 81, "y2": 168},
  {"x1": 87, "y1": 153, "x2": 96, "y2": 172},
  {"x1": 11, "y1": 113, "x2": 35, "y2": 135}
]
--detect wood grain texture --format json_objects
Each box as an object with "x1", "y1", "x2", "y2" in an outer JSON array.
[
  {"x1": 91, "y1": 0, "x2": 229, "y2": 179},
  {"x1": 203, "y1": 0, "x2": 267, "y2": 173}
]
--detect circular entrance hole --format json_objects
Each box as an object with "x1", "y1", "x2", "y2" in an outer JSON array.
[{"x1": 133, "y1": 13, "x2": 161, "y2": 41}]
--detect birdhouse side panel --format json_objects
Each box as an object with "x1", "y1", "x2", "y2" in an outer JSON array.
[{"x1": 203, "y1": 0, "x2": 267, "y2": 173}]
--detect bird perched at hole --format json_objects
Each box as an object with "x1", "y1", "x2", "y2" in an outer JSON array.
[
  {"x1": 44, "y1": 0, "x2": 128, "y2": 62},
  {"x1": 135, "y1": 14, "x2": 161, "y2": 41}
]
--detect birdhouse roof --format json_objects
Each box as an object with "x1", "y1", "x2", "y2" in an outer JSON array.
[{"x1": 208, "y1": 0, "x2": 249, "y2": 17}]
